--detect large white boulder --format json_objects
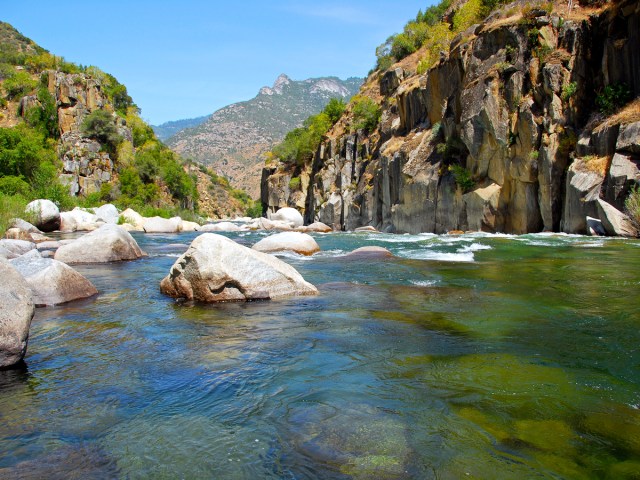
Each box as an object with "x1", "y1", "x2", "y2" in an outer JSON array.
[
  {"x1": 120, "y1": 208, "x2": 145, "y2": 231},
  {"x1": 160, "y1": 233, "x2": 317, "y2": 302},
  {"x1": 199, "y1": 222, "x2": 244, "y2": 232},
  {"x1": 269, "y1": 207, "x2": 304, "y2": 228},
  {"x1": 0, "y1": 259, "x2": 34, "y2": 367},
  {"x1": 143, "y1": 216, "x2": 183, "y2": 233},
  {"x1": 0, "y1": 239, "x2": 36, "y2": 259},
  {"x1": 54, "y1": 224, "x2": 145, "y2": 264},
  {"x1": 180, "y1": 220, "x2": 201, "y2": 232},
  {"x1": 93, "y1": 204, "x2": 120, "y2": 224},
  {"x1": 10, "y1": 250, "x2": 98, "y2": 306},
  {"x1": 252, "y1": 232, "x2": 320, "y2": 256},
  {"x1": 25, "y1": 199, "x2": 60, "y2": 232},
  {"x1": 59, "y1": 207, "x2": 102, "y2": 232}
]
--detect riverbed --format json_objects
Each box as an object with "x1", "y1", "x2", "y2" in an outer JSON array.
[{"x1": 1, "y1": 230, "x2": 639, "y2": 479}]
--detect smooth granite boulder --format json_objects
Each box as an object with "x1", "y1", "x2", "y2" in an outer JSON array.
[
  {"x1": 54, "y1": 224, "x2": 145, "y2": 264},
  {"x1": 160, "y1": 233, "x2": 317, "y2": 302},
  {"x1": 10, "y1": 250, "x2": 98, "y2": 306},
  {"x1": 252, "y1": 232, "x2": 320, "y2": 256},
  {"x1": 143, "y1": 216, "x2": 183, "y2": 233},
  {"x1": 25, "y1": 199, "x2": 60, "y2": 232},
  {"x1": 0, "y1": 259, "x2": 34, "y2": 367},
  {"x1": 269, "y1": 207, "x2": 304, "y2": 228}
]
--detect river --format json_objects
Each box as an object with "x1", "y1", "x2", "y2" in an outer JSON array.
[{"x1": 1, "y1": 230, "x2": 639, "y2": 479}]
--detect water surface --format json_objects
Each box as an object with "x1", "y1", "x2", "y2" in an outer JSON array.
[{"x1": 1, "y1": 231, "x2": 639, "y2": 479}]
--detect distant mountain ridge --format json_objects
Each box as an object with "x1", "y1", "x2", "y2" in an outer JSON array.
[
  {"x1": 166, "y1": 74, "x2": 362, "y2": 197},
  {"x1": 152, "y1": 115, "x2": 209, "y2": 141}
]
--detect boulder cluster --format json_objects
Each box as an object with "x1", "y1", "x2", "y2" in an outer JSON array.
[{"x1": 0, "y1": 204, "x2": 324, "y2": 368}]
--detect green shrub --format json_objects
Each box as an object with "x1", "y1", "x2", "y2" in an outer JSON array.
[
  {"x1": 245, "y1": 201, "x2": 263, "y2": 218},
  {"x1": 289, "y1": 176, "x2": 301, "y2": 190},
  {"x1": 453, "y1": 0, "x2": 482, "y2": 32},
  {"x1": 596, "y1": 83, "x2": 632, "y2": 115},
  {"x1": 324, "y1": 98, "x2": 346, "y2": 124},
  {"x1": 352, "y1": 96, "x2": 381, "y2": 133},
  {"x1": 417, "y1": 59, "x2": 430, "y2": 75},
  {"x1": 3, "y1": 71, "x2": 37, "y2": 99},
  {"x1": 561, "y1": 82, "x2": 578, "y2": 101},
  {"x1": 0, "y1": 192, "x2": 28, "y2": 236},
  {"x1": 625, "y1": 185, "x2": 640, "y2": 232},
  {"x1": 0, "y1": 124, "x2": 56, "y2": 179},
  {"x1": 24, "y1": 87, "x2": 59, "y2": 138},
  {"x1": 0, "y1": 175, "x2": 29, "y2": 195},
  {"x1": 449, "y1": 164, "x2": 475, "y2": 192},
  {"x1": 81, "y1": 109, "x2": 122, "y2": 155}
]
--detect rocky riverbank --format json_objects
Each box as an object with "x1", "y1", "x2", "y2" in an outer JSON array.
[{"x1": 262, "y1": 0, "x2": 640, "y2": 237}]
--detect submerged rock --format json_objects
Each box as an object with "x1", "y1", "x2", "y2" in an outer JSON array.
[
  {"x1": 0, "y1": 259, "x2": 34, "y2": 367},
  {"x1": 160, "y1": 233, "x2": 317, "y2": 302},
  {"x1": 343, "y1": 246, "x2": 394, "y2": 259},
  {"x1": 10, "y1": 250, "x2": 98, "y2": 306},
  {"x1": 25, "y1": 199, "x2": 60, "y2": 232},
  {"x1": 252, "y1": 231, "x2": 320, "y2": 256},
  {"x1": 54, "y1": 224, "x2": 145, "y2": 264}
]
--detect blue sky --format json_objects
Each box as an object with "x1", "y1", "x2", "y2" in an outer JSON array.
[{"x1": 3, "y1": 1, "x2": 431, "y2": 124}]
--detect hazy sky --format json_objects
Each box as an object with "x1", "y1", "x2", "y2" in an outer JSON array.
[{"x1": 3, "y1": 1, "x2": 430, "y2": 124}]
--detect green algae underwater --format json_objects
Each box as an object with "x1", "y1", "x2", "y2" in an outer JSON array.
[{"x1": 1, "y1": 230, "x2": 639, "y2": 479}]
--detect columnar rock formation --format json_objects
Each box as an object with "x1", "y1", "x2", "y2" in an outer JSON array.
[{"x1": 262, "y1": 0, "x2": 640, "y2": 235}]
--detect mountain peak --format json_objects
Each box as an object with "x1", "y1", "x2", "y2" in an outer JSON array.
[{"x1": 259, "y1": 73, "x2": 292, "y2": 96}]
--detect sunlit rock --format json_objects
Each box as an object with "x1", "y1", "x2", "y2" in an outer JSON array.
[
  {"x1": 10, "y1": 250, "x2": 98, "y2": 306},
  {"x1": 55, "y1": 224, "x2": 145, "y2": 263},
  {"x1": 160, "y1": 233, "x2": 317, "y2": 302},
  {"x1": 252, "y1": 231, "x2": 320, "y2": 256},
  {"x1": 0, "y1": 259, "x2": 34, "y2": 367}
]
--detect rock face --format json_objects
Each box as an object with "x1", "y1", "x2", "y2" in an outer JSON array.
[
  {"x1": 262, "y1": 0, "x2": 640, "y2": 237},
  {"x1": 54, "y1": 224, "x2": 145, "y2": 263},
  {"x1": 10, "y1": 250, "x2": 98, "y2": 306},
  {"x1": 25, "y1": 199, "x2": 61, "y2": 232},
  {"x1": 160, "y1": 233, "x2": 318, "y2": 302},
  {"x1": 252, "y1": 232, "x2": 321, "y2": 256},
  {"x1": 0, "y1": 259, "x2": 35, "y2": 367}
]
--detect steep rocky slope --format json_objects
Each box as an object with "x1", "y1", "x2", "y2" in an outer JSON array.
[
  {"x1": 0, "y1": 22, "x2": 249, "y2": 219},
  {"x1": 262, "y1": 0, "x2": 640, "y2": 235},
  {"x1": 168, "y1": 74, "x2": 362, "y2": 198}
]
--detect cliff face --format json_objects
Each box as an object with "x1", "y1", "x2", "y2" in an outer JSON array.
[
  {"x1": 168, "y1": 74, "x2": 362, "y2": 198},
  {"x1": 262, "y1": 0, "x2": 640, "y2": 235}
]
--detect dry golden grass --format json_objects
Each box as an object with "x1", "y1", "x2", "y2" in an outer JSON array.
[
  {"x1": 594, "y1": 99, "x2": 640, "y2": 132},
  {"x1": 576, "y1": 155, "x2": 611, "y2": 176}
]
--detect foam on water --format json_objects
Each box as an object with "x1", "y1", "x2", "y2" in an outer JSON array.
[{"x1": 398, "y1": 249, "x2": 475, "y2": 262}]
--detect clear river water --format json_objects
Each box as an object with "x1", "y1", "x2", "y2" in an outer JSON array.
[{"x1": 1, "y1": 230, "x2": 639, "y2": 479}]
